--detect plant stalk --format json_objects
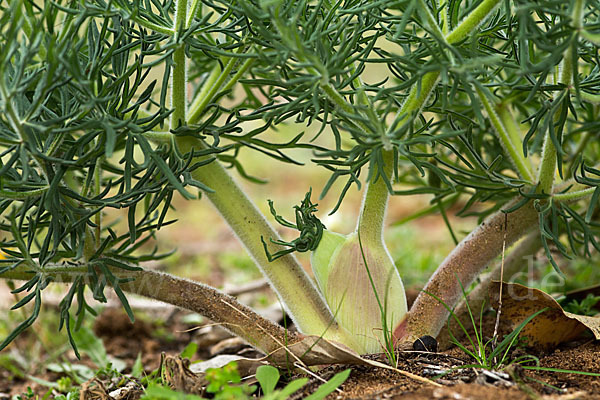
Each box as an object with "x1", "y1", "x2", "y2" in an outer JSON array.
[
  {"x1": 180, "y1": 149, "x2": 347, "y2": 342},
  {"x1": 170, "y1": 0, "x2": 188, "y2": 129},
  {"x1": 1, "y1": 263, "x2": 297, "y2": 356},
  {"x1": 170, "y1": 45, "x2": 344, "y2": 341},
  {"x1": 395, "y1": 200, "x2": 538, "y2": 343},
  {"x1": 537, "y1": 0, "x2": 583, "y2": 193},
  {"x1": 435, "y1": 231, "x2": 542, "y2": 349},
  {"x1": 163, "y1": 0, "x2": 346, "y2": 343},
  {"x1": 357, "y1": 151, "x2": 394, "y2": 244},
  {"x1": 476, "y1": 89, "x2": 535, "y2": 183}
]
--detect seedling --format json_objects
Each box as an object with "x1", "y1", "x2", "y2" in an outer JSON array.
[
  {"x1": 562, "y1": 294, "x2": 600, "y2": 316},
  {"x1": 425, "y1": 279, "x2": 546, "y2": 372}
]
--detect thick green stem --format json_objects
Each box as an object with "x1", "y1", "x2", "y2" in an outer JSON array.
[
  {"x1": 537, "y1": 135, "x2": 558, "y2": 194},
  {"x1": 444, "y1": 0, "x2": 502, "y2": 44},
  {"x1": 0, "y1": 187, "x2": 48, "y2": 200},
  {"x1": 165, "y1": 0, "x2": 344, "y2": 342},
  {"x1": 360, "y1": 0, "x2": 503, "y2": 239},
  {"x1": 172, "y1": 42, "x2": 344, "y2": 341},
  {"x1": 350, "y1": 0, "x2": 506, "y2": 347},
  {"x1": 170, "y1": 0, "x2": 188, "y2": 129},
  {"x1": 188, "y1": 58, "x2": 236, "y2": 124},
  {"x1": 1, "y1": 264, "x2": 298, "y2": 356},
  {"x1": 134, "y1": 18, "x2": 174, "y2": 35},
  {"x1": 180, "y1": 150, "x2": 346, "y2": 341},
  {"x1": 391, "y1": 0, "x2": 502, "y2": 132},
  {"x1": 418, "y1": 0, "x2": 448, "y2": 43},
  {"x1": 497, "y1": 103, "x2": 536, "y2": 180},
  {"x1": 476, "y1": 88, "x2": 535, "y2": 183},
  {"x1": 393, "y1": 72, "x2": 441, "y2": 131},
  {"x1": 357, "y1": 151, "x2": 394, "y2": 244},
  {"x1": 404, "y1": 0, "x2": 582, "y2": 343},
  {"x1": 553, "y1": 187, "x2": 595, "y2": 203},
  {"x1": 537, "y1": 0, "x2": 584, "y2": 194},
  {"x1": 320, "y1": 81, "x2": 378, "y2": 143}
]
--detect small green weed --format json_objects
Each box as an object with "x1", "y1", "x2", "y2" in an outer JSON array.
[
  {"x1": 141, "y1": 362, "x2": 350, "y2": 399},
  {"x1": 561, "y1": 293, "x2": 600, "y2": 316},
  {"x1": 428, "y1": 280, "x2": 600, "y2": 390},
  {"x1": 256, "y1": 365, "x2": 350, "y2": 400},
  {"x1": 426, "y1": 281, "x2": 546, "y2": 371}
]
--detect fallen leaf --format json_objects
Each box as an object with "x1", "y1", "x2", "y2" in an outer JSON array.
[
  {"x1": 163, "y1": 355, "x2": 206, "y2": 394},
  {"x1": 563, "y1": 285, "x2": 600, "y2": 313},
  {"x1": 489, "y1": 281, "x2": 600, "y2": 350}
]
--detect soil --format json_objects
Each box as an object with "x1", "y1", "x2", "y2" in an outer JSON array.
[{"x1": 1, "y1": 307, "x2": 598, "y2": 400}]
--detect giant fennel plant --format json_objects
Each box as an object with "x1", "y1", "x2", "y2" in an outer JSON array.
[{"x1": 0, "y1": 0, "x2": 599, "y2": 359}]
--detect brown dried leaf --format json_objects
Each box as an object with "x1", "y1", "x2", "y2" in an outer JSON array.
[
  {"x1": 489, "y1": 281, "x2": 600, "y2": 350},
  {"x1": 80, "y1": 379, "x2": 110, "y2": 400},
  {"x1": 163, "y1": 355, "x2": 206, "y2": 394}
]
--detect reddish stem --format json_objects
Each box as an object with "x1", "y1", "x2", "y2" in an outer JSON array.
[{"x1": 394, "y1": 200, "x2": 538, "y2": 344}]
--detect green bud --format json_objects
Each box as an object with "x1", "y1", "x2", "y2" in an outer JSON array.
[{"x1": 311, "y1": 230, "x2": 408, "y2": 354}]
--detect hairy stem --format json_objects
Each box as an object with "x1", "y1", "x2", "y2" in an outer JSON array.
[
  {"x1": 0, "y1": 187, "x2": 49, "y2": 200},
  {"x1": 164, "y1": 1, "x2": 345, "y2": 343},
  {"x1": 357, "y1": 151, "x2": 394, "y2": 244},
  {"x1": 188, "y1": 57, "x2": 242, "y2": 124},
  {"x1": 180, "y1": 150, "x2": 347, "y2": 342},
  {"x1": 396, "y1": 200, "x2": 538, "y2": 343},
  {"x1": 173, "y1": 49, "x2": 344, "y2": 342},
  {"x1": 476, "y1": 88, "x2": 535, "y2": 183},
  {"x1": 435, "y1": 231, "x2": 542, "y2": 349},
  {"x1": 537, "y1": 0, "x2": 583, "y2": 193},
  {"x1": 170, "y1": 0, "x2": 188, "y2": 129},
  {"x1": 1, "y1": 264, "x2": 297, "y2": 356},
  {"x1": 391, "y1": 0, "x2": 502, "y2": 134}
]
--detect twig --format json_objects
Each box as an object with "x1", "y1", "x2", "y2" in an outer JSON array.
[
  {"x1": 492, "y1": 213, "x2": 508, "y2": 364},
  {"x1": 293, "y1": 362, "x2": 344, "y2": 394}
]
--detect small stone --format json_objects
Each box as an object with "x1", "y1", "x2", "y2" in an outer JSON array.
[{"x1": 412, "y1": 335, "x2": 438, "y2": 353}]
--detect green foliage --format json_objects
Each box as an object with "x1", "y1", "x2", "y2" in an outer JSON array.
[
  {"x1": 180, "y1": 342, "x2": 198, "y2": 360},
  {"x1": 262, "y1": 189, "x2": 325, "y2": 261},
  {"x1": 132, "y1": 352, "x2": 145, "y2": 378},
  {"x1": 303, "y1": 369, "x2": 351, "y2": 400},
  {"x1": 205, "y1": 362, "x2": 255, "y2": 399},
  {"x1": 141, "y1": 383, "x2": 204, "y2": 400},
  {"x1": 562, "y1": 293, "x2": 600, "y2": 316},
  {"x1": 255, "y1": 365, "x2": 351, "y2": 400},
  {"x1": 140, "y1": 363, "x2": 349, "y2": 400},
  {"x1": 255, "y1": 365, "x2": 281, "y2": 396},
  {"x1": 72, "y1": 324, "x2": 126, "y2": 371},
  {"x1": 57, "y1": 376, "x2": 73, "y2": 392}
]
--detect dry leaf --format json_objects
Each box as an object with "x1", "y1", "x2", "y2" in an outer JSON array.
[
  {"x1": 489, "y1": 281, "x2": 600, "y2": 350},
  {"x1": 80, "y1": 378, "x2": 110, "y2": 400},
  {"x1": 163, "y1": 355, "x2": 206, "y2": 394}
]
